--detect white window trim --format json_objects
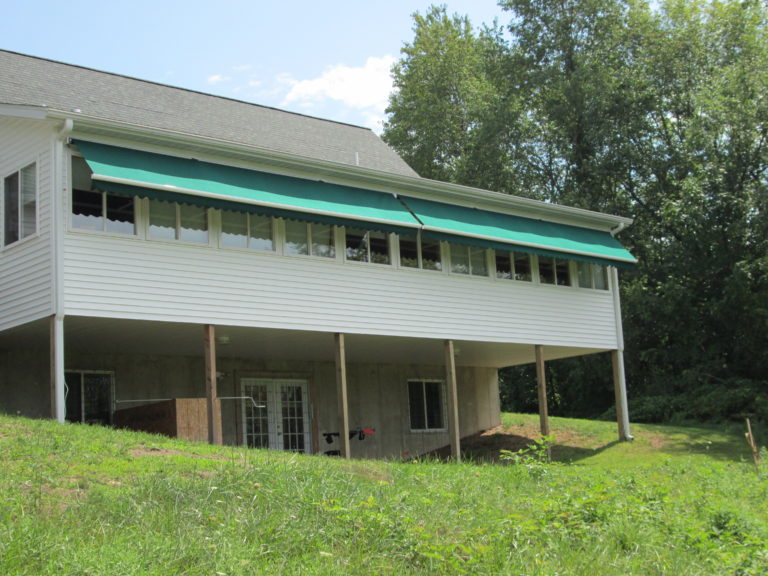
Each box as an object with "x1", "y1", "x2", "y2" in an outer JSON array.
[
  {"x1": 408, "y1": 379, "x2": 448, "y2": 433},
  {"x1": 1, "y1": 160, "x2": 39, "y2": 249}
]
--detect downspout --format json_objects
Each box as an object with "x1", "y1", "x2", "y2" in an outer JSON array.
[
  {"x1": 610, "y1": 221, "x2": 626, "y2": 237},
  {"x1": 52, "y1": 118, "x2": 73, "y2": 422}
]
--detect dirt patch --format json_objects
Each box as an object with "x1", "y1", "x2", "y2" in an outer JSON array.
[{"x1": 129, "y1": 445, "x2": 224, "y2": 460}]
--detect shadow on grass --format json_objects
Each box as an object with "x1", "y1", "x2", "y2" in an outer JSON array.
[{"x1": 426, "y1": 423, "x2": 752, "y2": 464}]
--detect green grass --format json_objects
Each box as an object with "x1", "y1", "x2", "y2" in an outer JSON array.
[{"x1": 0, "y1": 414, "x2": 766, "y2": 575}]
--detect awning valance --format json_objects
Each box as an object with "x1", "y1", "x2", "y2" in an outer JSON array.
[
  {"x1": 401, "y1": 196, "x2": 637, "y2": 268},
  {"x1": 75, "y1": 140, "x2": 420, "y2": 234}
]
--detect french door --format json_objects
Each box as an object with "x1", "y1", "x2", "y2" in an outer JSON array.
[{"x1": 241, "y1": 378, "x2": 311, "y2": 453}]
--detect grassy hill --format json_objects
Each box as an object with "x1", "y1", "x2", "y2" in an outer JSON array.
[{"x1": 0, "y1": 413, "x2": 765, "y2": 575}]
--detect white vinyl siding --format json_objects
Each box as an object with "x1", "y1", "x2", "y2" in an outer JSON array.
[
  {"x1": 61, "y1": 230, "x2": 619, "y2": 349},
  {"x1": 0, "y1": 117, "x2": 54, "y2": 331}
]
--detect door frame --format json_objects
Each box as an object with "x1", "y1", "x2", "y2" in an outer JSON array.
[{"x1": 237, "y1": 375, "x2": 314, "y2": 454}]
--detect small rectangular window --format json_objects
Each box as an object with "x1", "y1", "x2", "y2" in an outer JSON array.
[
  {"x1": 399, "y1": 234, "x2": 442, "y2": 270},
  {"x1": 148, "y1": 199, "x2": 208, "y2": 243},
  {"x1": 72, "y1": 157, "x2": 135, "y2": 235},
  {"x1": 408, "y1": 380, "x2": 445, "y2": 431},
  {"x1": 285, "y1": 220, "x2": 335, "y2": 258},
  {"x1": 221, "y1": 210, "x2": 274, "y2": 251},
  {"x1": 555, "y1": 259, "x2": 571, "y2": 286},
  {"x1": 539, "y1": 256, "x2": 556, "y2": 284},
  {"x1": 449, "y1": 243, "x2": 488, "y2": 276},
  {"x1": 3, "y1": 163, "x2": 36, "y2": 246},
  {"x1": 496, "y1": 251, "x2": 533, "y2": 282},
  {"x1": 345, "y1": 227, "x2": 389, "y2": 264},
  {"x1": 576, "y1": 261, "x2": 608, "y2": 290}
]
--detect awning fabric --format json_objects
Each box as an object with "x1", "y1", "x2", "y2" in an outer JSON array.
[
  {"x1": 401, "y1": 196, "x2": 637, "y2": 268},
  {"x1": 75, "y1": 140, "x2": 635, "y2": 267},
  {"x1": 75, "y1": 141, "x2": 419, "y2": 233}
]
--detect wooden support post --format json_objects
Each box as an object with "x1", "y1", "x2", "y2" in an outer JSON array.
[
  {"x1": 203, "y1": 324, "x2": 223, "y2": 445},
  {"x1": 50, "y1": 315, "x2": 66, "y2": 422},
  {"x1": 334, "y1": 333, "x2": 351, "y2": 459},
  {"x1": 611, "y1": 349, "x2": 632, "y2": 441},
  {"x1": 535, "y1": 345, "x2": 550, "y2": 437},
  {"x1": 444, "y1": 339, "x2": 461, "y2": 462}
]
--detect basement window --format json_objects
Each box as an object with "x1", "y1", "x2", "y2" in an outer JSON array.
[
  {"x1": 345, "y1": 227, "x2": 390, "y2": 264},
  {"x1": 408, "y1": 380, "x2": 445, "y2": 431},
  {"x1": 399, "y1": 233, "x2": 442, "y2": 271},
  {"x1": 3, "y1": 162, "x2": 37, "y2": 246}
]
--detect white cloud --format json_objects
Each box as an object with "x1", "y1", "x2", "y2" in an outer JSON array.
[
  {"x1": 207, "y1": 74, "x2": 231, "y2": 85},
  {"x1": 281, "y1": 55, "x2": 396, "y2": 122}
]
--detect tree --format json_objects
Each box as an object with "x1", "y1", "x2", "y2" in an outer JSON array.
[{"x1": 386, "y1": 0, "x2": 768, "y2": 422}]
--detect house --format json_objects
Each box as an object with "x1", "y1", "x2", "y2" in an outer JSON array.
[{"x1": 0, "y1": 50, "x2": 636, "y2": 460}]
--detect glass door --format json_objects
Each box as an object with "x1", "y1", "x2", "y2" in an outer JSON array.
[
  {"x1": 65, "y1": 371, "x2": 114, "y2": 425},
  {"x1": 241, "y1": 378, "x2": 311, "y2": 453}
]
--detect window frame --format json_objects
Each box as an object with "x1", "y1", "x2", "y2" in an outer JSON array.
[
  {"x1": 398, "y1": 232, "x2": 443, "y2": 271},
  {"x1": 495, "y1": 249, "x2": 533, "y2": 282},
  {"x1": 147, "y1": 198, "x2": 211, "y2": 245},
  {"x1": 344, "y1": 226, "x2": 392, "y2": 265},
  {"x1": 447, "y1": 242, "x2": 489, "y2": 277},
  {"x1": 219, "y1": 209, "x2": 275, "y2": 252},
  {"x1": 537, "y1": 255, "x2": 573, "y2": 287},
  {"x1": 2, "y1": 162, "x2": 38, "y2": 248},
  {"x1": 283, "y1": 219, "x2": 337, "y2": 259},
  {"x1": 407, "y1": 379, "x2": 447, "y2": 432}
]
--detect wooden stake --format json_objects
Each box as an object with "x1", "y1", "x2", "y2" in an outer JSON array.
[
  {"x1": 444, "y1": 339, "x2": 461, "y2": 462},
  {"x1": 334, "y1": 333, "x2": 351, "y2": 459},
  {"x1": 745, "y1": 418, "x2": 760, "y2": 469}
]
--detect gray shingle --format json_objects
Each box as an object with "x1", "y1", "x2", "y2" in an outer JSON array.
[{"x1": 0, "y1": 50, "x2": 418, "y2": 177}]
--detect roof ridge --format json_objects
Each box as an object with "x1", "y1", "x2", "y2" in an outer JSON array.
[{"x1": 0, "y1": 48, "x2": 373, "y2": 132}]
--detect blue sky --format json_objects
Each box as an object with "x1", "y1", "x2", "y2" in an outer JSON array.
[{"x1": 3, "y1": 1, "x2": 506, "y2": 132}]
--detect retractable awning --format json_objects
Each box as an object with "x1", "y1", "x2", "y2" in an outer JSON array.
[
  {"x1": 75, "y1": 140, "x2": 635, "y2": 267},
  {"x1": 401, "y1": 196, "x2": 637, "y2": 268},
  {"x1": 75, "y1": 141, "x2": 420, "y2": 233}
]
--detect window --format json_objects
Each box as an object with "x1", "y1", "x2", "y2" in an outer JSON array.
[
  {"x1": 71, "y1": 157, "x2": 135, "y2": 234},
  {"x1": 538, "y1": 256, "x2": 571, "y2": 286},
  {"x1": 221, "y1": 210, "x2": 274, "y2": 251},
  {"x1": 345, "y1": 227, "x2": 390, "y2": 264},
  {"x1": 148, "y1": 199, "x2": 209, "y2": 243},
  {"x1": 408, "y1": 380, "x2": 445, "y2": 431},
  {"x1": 448, "y1": 242, "x2": 488, "y2": 276},
  {"x1": 576, "y1": 261, "x2": 608, "y2": 290},
  {"x1": 495, "y1": 250, "x2": 532, "y2": 281},
  {"x1": 3, "y1": 163, "x2": 36, "y2": 246},
  {"x1": 399, "y1": 233, "x2": 442, "y2": 271},
  {"x1": 284, "y1": 220, "x2": 335, "y2": 257}
]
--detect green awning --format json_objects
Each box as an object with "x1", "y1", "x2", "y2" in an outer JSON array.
[
  {"x1": 401, "y1": 196, "x2": 637, "y2": 268},
  {"x1": 75, "y1": 141, "x2": 420, "y2": 233}
]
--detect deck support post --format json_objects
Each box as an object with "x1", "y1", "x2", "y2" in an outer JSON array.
[
  {"x1": 535, "y1": 344, "x2": 550, "y2": 437},
  {"x1": 444, "y1": 339, "x2": 461, "y2": 462},
  {"x1": 203, "y1": 324, "x2": 223, "y2": 445},
  {"x1": 611, "y1": 350, "x2": 632, "y2": 441},
  {"x1": 334, "y1": 333, "x2": 351, "y2": 459},
  {"x1": 50, "y1": 314, "x2": 66, "y2": 422},
  {"x1": 609, "y1": 266, "x2": 633, "y2": 442}
]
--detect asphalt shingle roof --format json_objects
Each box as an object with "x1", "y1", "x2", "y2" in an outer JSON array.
[{"x1": 0, "y1": 50, "x2": 418, "y2": 177}]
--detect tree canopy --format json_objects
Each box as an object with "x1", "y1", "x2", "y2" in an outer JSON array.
[{"x1": 383, "y1": 0, "x2": 768, "y2": 422}]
